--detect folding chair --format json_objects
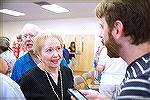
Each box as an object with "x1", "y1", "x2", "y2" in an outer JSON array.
[
  {"x1": 82, "y1": 71, "x2": 99, "y2": 91},
  {"x1": 82, "y1": 72, "x2": 92, "y2": 87},
  {"x1": 74, "y1": 75, "x2": 89, "y2": 89}
]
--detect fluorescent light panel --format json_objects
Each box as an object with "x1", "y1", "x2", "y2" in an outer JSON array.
[
  {"x1": 41, "y1": 4, "x2": 69, "y2": 13},
  {"x1": 0, "y1": 9, "x2": 25, "y2": 16}
]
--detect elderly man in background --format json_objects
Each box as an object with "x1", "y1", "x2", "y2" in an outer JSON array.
[{"x1": 11, "y1": 24, "x2": 42, "y2": 83}]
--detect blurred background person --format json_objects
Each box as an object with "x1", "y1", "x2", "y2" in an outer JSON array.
[
  {"x1": 11, "y1": 23, "x2": 42, "y2": 83},
  {"x1": 93, "y1": 36, "x2": 104, "y2": 81},
  {"x1": 68, "y1": 41, "x2": 76, "y2": 70},
  {"x1": 0, "y1": 37, "x2": 16, "y2": 76},
  {"x1": 63, "y1": 44, "x2": 70, "y2": 64},
  {"x1": 97, "y1": 46, "x2": 127, "y2": 97},
  {"x1": 93, "y1": 46, "x2": 102, "y2": 81},
  {"x1": 19, "y1": 31, "x2": 74, "y2": 100},
  {"x1": 0, "y1": 73, "x2": 26, "y2": 100},
  {"x1": 0, "y1": 44, "x2": 25, "y2": 99},
  {"x1": 68, "y1": 41, "x2": 76, "y2": 60}
]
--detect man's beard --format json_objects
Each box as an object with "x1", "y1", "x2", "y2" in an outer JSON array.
[{"x1": 104, "y1": 30, "x2": 121, "y2": 58}]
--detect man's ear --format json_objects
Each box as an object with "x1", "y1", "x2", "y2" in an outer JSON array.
[{"x1": 112, "y1": 20, "x2": 124, "y2": 39}]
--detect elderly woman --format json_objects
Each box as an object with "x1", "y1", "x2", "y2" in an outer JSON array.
[{"x1": 19, "y1": 31, "x2": 74, "y2": 100}]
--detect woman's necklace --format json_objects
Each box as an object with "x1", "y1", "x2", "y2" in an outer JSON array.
[{"x1": 45, "y1": 69, "x2": 63, "y2": 100}]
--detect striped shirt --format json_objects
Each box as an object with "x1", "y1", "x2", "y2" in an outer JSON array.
[{"x1": 116, "y1": 53, "x2": 150, "y2": 100}]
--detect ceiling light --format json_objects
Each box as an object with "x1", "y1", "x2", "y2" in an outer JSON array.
[
  {"x1": 34, "y1": 2, "x2": 69, "y2": 13},
  {"x1": 41, "y1": 4, "x2": 69, "y2": 13},
  {"x1": 0, "y1": 9, "x2": 25, "y2": 16}
]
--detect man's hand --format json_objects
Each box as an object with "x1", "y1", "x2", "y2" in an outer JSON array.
[{"x1": 80, "y1": 90, "x2": 110, "y2": 100}]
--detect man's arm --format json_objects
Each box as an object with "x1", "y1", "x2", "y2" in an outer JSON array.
[
  {"x1": 96, "y1": 64, "x2": 104, "y2": 79},
  {"x1": 0, "y1": 58, "x2": 8, "y2": 74}
]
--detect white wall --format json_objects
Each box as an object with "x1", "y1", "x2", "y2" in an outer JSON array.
[{"x1": 1, "y1": 17, "x2": 101, "y2": 51}]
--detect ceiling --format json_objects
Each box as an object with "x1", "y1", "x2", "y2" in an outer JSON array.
[{"x1": 0, "y1": 0, "x2": 100, "y2": 22}]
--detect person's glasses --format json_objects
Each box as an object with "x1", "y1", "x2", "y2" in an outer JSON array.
[{"x1": 22, "y1": 33, "x2": 35, "y2": 39}]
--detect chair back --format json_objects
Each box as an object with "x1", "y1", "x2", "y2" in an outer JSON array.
[
  {"x1": 81, "y1": 71, "x2": 99, "y2": 91},
  {"x1": 82, "y1": 72, "x2": 92, "y2": 80},
  {"x1": 74, "y1": 75, "x2": 89, "y2": 89}
]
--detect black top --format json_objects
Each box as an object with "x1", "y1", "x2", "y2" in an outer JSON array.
[
  {"x1": 19, "y1": 66, "x2": 74, "y2": 100},
  {"x1": 68, "y1": 47, "x2": 75, "y2": 60}
]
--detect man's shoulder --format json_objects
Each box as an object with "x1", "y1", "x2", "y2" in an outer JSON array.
[
  {"x1": 22, "y1": 67, "x2": 38, "y2": 76},
  {"x1": 63, "y1": 48, "x2": 69, "y2": 53},
  {"x1": 18, "y1": 52, "x2": 30, "y2": 59},
  {"x1": 118, "y1": 63, "x2": 150, "y2": 99},
  {"x1": 20, "y1": 67, "x2": 41, "y2": 81},
  {"x1": 1, "y1": 73, "x2": 19, "y2": 88},
  {"x1": 14, "y1": 52, "x2": 31, "y2": 66}
]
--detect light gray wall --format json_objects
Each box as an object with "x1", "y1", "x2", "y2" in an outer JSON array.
[{"x1": 1, "y1": 17, "x2": 101, "y2": 52}]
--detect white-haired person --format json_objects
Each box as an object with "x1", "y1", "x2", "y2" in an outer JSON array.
[
  {"x1": 19, "y1": 30, "x2": 74, "y2": 100},
  {"x1": 11, "y1": 24, "x2": 42, "y2": 83}
]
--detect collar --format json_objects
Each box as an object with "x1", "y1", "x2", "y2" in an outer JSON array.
[{"x1": 126, "y1": 53, "x2": 150, "y2": 79}]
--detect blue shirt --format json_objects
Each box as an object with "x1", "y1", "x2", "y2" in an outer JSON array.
[
  {"x1": 63, "y1": 48, "x2": 70, "y2": 64},
  {"x1": 11, "y1": 52, "x2": 36, "y2": 83},
  {"x1": 93, "y1": 46, "x2": 102, "y2": 81},
  {"x1": 11, "y1": 52, "x2": 68, "y2": 83},
  {"x1": 61, "y1": 56, "x2": 68, "y2": 67}
]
